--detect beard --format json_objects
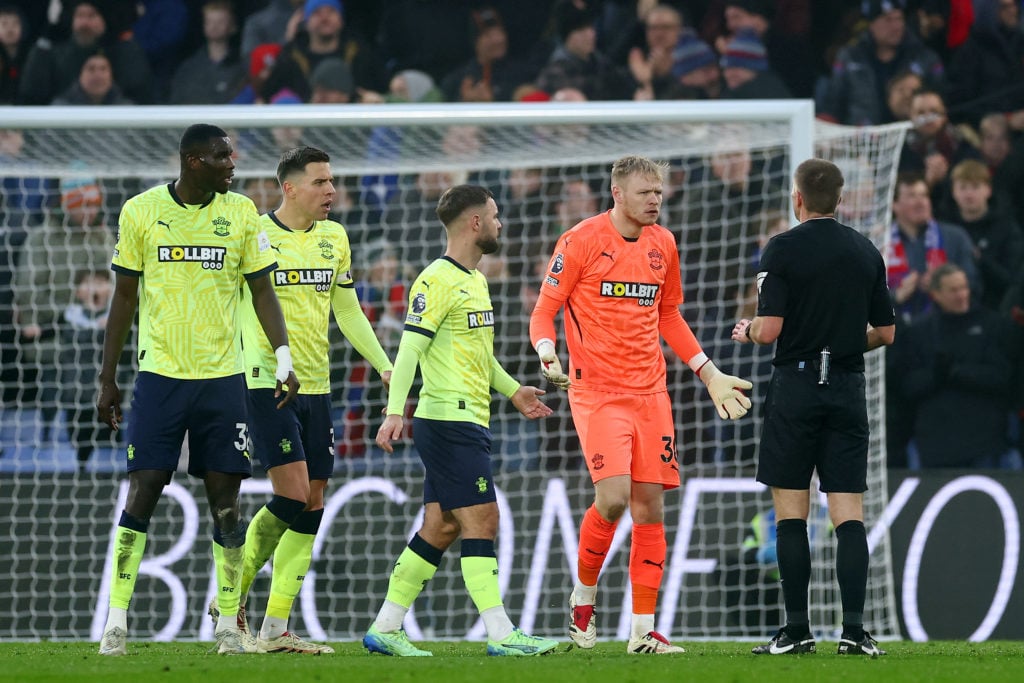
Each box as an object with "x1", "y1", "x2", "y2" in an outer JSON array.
[{"x1": 477, "y1": 235, "x2": 499, "y2": 254}]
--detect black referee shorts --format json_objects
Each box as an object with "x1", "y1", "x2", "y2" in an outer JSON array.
[{"x1": 757, "y1": 364, "x2": 869, "y2": 493}]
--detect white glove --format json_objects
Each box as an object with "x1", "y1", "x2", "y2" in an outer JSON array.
[
  {"x1": 535, "y1": 339, "x2": 570, "y2": 389},
  {"x1": 699, "y1": 361, "x2": 752, "y2": 420},
  {"x1": 274, "y1": 345, "x2": 293, "y2": 384}
]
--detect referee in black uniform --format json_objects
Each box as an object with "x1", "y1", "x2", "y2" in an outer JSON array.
[{"x1": 732, "y1": 158, "x2": 895, "y2": 657}]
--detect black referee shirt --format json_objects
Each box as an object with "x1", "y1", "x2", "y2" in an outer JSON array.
[{"x1": 756, "y1": 217, "x2": 895, "y2": 372}]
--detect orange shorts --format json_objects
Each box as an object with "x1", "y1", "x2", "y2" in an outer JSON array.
[{"x1": 568, "y1": 389, "x2": 680, "y2": 489}]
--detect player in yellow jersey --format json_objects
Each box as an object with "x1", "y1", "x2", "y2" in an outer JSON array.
[
  {"x1": 363, "y1": 185, "x2": 559, "y2": 657},
  {"x1": 215, "y1": 146, "x2": 393, "y2": 654},
  {"x1": 95, "y1": 124, "x2": 299, "y2": 656}
]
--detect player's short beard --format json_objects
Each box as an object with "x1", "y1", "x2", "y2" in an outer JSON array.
[{"x1": 477, "y1": 236, "x2": 499, "y2": 254}]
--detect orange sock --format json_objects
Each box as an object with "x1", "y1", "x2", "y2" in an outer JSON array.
[
  {"x1": 577, "y1": 505, "x2": 617, "y2": 586},
  {"x1": 630, "y1": 522, "x2": 666, "y2": 614}
]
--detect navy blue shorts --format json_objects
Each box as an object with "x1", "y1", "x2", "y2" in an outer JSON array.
[
  {"x1": 757, "y1": 365, "x2": 869, "y2": 493},
  {"x1": 413, "y1": 417, "x2": 495, "y2": 511},
  {"x1": 248, "y1": 389, "x2": 335, "y2": 480},
  {"x1": 126, "y1": 372, "x2": 252, "y2": 478}
]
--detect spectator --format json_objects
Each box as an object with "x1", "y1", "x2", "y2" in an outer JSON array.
[
  {"x1": 977, "y1": 112, "x2": 1016, "y2": 210},
  {"x1": 309, "y1": 56, "x2": 353, "y2": 103},
  {"x1": 714, "y1": 0, "x2": 816, "y2": 98},
  {"x1": 942, "y1": 159, "x2": 1023, "y2": 312},
  {"x1": 440, "y1": 6, "x2": 532, "y2": 103},
  {"x1": 719, "y1": 28, "x2": 792, "y2": 99},
  {"x1": 51, "y1": 51, "x2": 134, "y2": 105},
  {"x1": 0, "y1": 4, "x2": 28, "y2": 104},
  {"x1": 887, "y1": 172, "x2": 980, "y2": 325},
  {"x1": 261, "y1": 0, "x2": 382, "y2": 103},
  {"x1": 627, "y1": 4, "x2": 686, "y2": 100},
  {"x1": 818, "y1": 0, "x2": 944, "y2": 125},
  {"x1": 899, "y1": 88, "x2": 981, "y2": 207},
  {"x1": 12, "y1": 173, "x2": 115, "y2": 439},
  {"x1": 60, "y1": 268, "x2": 120, "y2": 471},
  {"x1": 231, "y1": 42, "x2": 281, "y2": 105},
  {"x1": 946, "y1": 0, "x2": 1024, "y2": 129},
  {"x1": 241, "y1": 177, "x2": 281, "y2": 216},
  {"x1": 240, "y1": 0, "x2": 303, "y2": 61},
  {"x1": 535, "y1": 0, "x2": 633, "y2": 101},
  {"x1": 18, "y1": 0, "x2": 153, "y2": 104},
  {"x1": 663, "y1": 28, "x2": 721, "y2": 100},
  {"x1": 376, "y1": 0, "x2": 474, "y2": 83},
  {"x1": 900, "y1": 263, "x2": 1021, "y2": 468},
  {"x1": 885, "y1": 69, "x2": 923, "y2": 123},
  {"x1": 131, "y1": 0, "x2": 188, "y2": 100},
  {"x1": 381, "y1": 171, "x2": 462, "y2": 270},
  {"x1": 169, "y1": 0, "x2": 245, "y2": 104}
]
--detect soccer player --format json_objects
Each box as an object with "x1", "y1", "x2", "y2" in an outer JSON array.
[
  {"x1": 364, "y1": 185, "x2": 559, "y2": 657},
  {"x1": 529, "y1": 155, "x2": 752, "y2": 654},
  {"x1": 216, "y1": 146, "x2": 394, "y2": 654},
  {"x1": 95, "y1": 124, "x2": 299, "y2": 656},
  {"x1": 732, "y1": 159, "x2": 894, "y2": 656}
]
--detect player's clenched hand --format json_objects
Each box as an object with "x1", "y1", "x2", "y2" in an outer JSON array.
[
  {"x1": 699, "y1": 361, "x2": 753, "y2": 420},
  {"x1": 96, "y1": 380, "x2": 122, "y2": 431},
  {"x1": 536, "y1": 339, "x2": 570, "y2": 389},
  {"x1": 511, "y1": 385, "x2": 552, "y2": 420},
  {"x1": 380, "y1": 370, "x2": 392, "y2": 390},
  {"x1": 376, "y1": 414, "x2": 405, "y2": 453}
]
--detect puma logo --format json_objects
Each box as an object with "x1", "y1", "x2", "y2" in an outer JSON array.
[
  {"x1": 600, "y1": 251, "x2": 614, "y2": 261},
  {"x1": 642, "y1": 559, "x2": 664, "y2": 569},
  {"x1": 459, "y1": 289, "x2": 469, "y2": 296},
  {"x1": 270, "y1": 243, "x2": 281, "y2": 253},
  {"x1": 157, "y1": 220, "x2": 172, "y2": 230}
]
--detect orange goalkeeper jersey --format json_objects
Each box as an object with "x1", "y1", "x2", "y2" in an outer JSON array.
[{"x1": 530, "y1": 211, "x2": 686, "y2": 393}]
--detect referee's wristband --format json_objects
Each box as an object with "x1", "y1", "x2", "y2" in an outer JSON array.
[{"x1": 744, "y1": 322, "x2": 754, "y2": 343}]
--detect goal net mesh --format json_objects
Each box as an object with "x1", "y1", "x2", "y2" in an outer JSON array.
[{"x1": 0, "y1": 105, "x2": 906, "y2": 642}]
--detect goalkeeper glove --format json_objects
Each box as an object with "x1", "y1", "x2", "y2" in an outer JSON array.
[
  {"x1": 535, "y1": 339, "x2": 570, "y2": 389},
  {"x1": 699, "y1": 361, "x2": 752, "y2": 420}
]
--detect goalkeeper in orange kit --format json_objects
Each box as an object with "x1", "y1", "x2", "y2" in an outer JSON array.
[{"x1": 529, "y1": 155, "x2": 752, "y2": 654}]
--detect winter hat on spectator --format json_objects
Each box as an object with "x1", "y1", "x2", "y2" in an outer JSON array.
[
  {"x1": 311, "y1": 57, "x2": 353, "y2": 95},
  {"x1": 671, "y1": 29, "x2": 717, "y2": 78},
  {"x1": 249, "y1": 43, "x2": 281, "y2": 80},
  {"x1": 270, "y1": 88, "x2": 303, "y2": 104},
  {"x1": 471, "y1": 6, "x2": 504, "y2": 38},
  {"x1": 554, "y1": 0, "x2": 596, "y2": 42},
  {"x1": 62, "y1": 173, "x2": 102, "y2": 209},
  {"x1": 861, "y1": 0, "x2": 905, "y2": 22},
  {"x1": 397, "y1": 70, "x2": 438, "y2": 103},
  {"x1": 304, "y1": 0, "x2": 342, "y2": 21},
  {"x1": 720, "y1": 28, "x2": 768, "y2": 71}
]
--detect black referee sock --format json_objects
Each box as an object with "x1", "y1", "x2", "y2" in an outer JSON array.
[
  {"x1": 776, "y1": 518, "x2": 811, "y2": 638},
  {"x1": 835, "y1": 519, "x2": 868, "y2": 640}
]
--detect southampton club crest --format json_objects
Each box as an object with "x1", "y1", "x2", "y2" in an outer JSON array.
[
  {"x1": 212, "y1": 216, "x2": 231, "y2": 237},
  {"x1": 648, "y1": 249, "x2": 664, "y2": 271},
  {"x1": 319, "y1": 238, "x2": 334, "y2": 259}
]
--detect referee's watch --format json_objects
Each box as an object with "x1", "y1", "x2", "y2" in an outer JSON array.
[{"x1": 744, "y1": 322, "x2": 754, "y2": 342}]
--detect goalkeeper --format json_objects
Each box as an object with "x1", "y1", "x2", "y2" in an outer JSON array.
[
  {"x1": 218, "y1": 146, "x2": 394, "y2": 654},
  {"x1": 529, "y1": 155, "x2": 752, "y2": 655}
]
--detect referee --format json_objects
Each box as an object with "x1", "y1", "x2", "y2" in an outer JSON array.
[{"x1": 732, "y1": 158, "x2": 895, "y2": 657}]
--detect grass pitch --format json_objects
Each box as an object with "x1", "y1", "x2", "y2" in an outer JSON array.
[{"x1": 2, "y1": 640, "x2": 1023, "y2": 683}]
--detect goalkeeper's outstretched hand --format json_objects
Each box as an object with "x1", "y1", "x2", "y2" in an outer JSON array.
[
  {"x1": 700, "y1": 361, "x2": 753, "y2": 420},
  {"x1": 535, "y1": 339, "x2": 570, "y2": 390}
]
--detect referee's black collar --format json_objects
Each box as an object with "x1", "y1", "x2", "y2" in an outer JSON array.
[{"x1": 166, "y1": 182, "x2": 215, "y2": 209}]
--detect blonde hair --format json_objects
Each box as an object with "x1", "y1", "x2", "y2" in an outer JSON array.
[
  {"x1": 611, "y1": 155, "x2": 667, "y2": 186},
  {"x1": 950, "y1": 159, "x2": 991, "y2": 186}
]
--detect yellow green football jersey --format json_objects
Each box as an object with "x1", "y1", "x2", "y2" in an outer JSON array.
[
  {"x1": 111, "y1": 183, "x2": 276, "y2": 379},
  {"x1": 241, "y1": 212, "x2": 353, "y2": 394},
  {"x1": 403, "y1": 256, "x2": 498, "y2": 426}
]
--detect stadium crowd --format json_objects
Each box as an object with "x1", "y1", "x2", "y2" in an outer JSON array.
[{"x1": 1, "y1": 0, "x2": 1023, "y2": 471}]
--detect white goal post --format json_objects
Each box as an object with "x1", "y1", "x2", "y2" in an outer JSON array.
[{"x1": 0, "y1": 101, "x2": 906, "y2": 642}]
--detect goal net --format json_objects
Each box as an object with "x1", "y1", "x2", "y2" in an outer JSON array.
[{"x1": 0, "y1": 102, "x2": 906, "y2": 643}]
